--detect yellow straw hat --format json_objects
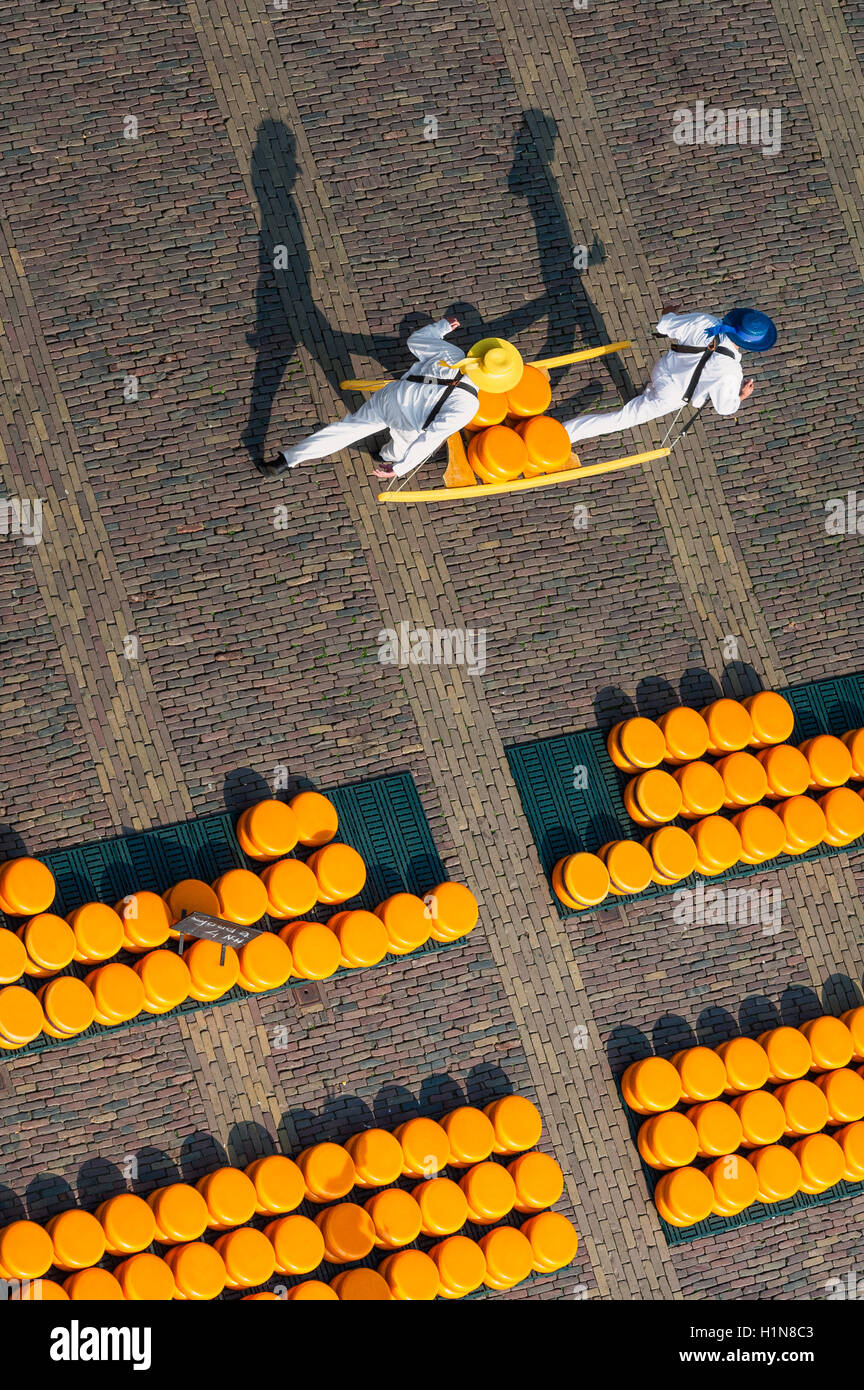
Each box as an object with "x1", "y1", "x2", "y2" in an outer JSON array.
[{"x1": 455, "y1": 338, "x2": 524, "y2": 393}]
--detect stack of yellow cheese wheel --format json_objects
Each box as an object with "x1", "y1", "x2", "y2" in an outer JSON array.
[
  {"x1": 713, "y1": 751, "x2": 768, "y2": 809},
  {"x1": 0, "y1": 986, "x2": 44, "y2": 1051},
  {"x1": 514, "y1": 415, "x2": 572, "y2": 477},
  {"x1": 687, "y1": 815, "x2": 742, "y2": 877},
  {"x1": 3, "y1": 1093, "x2": 576, "y2": 1301},
  {"x1": 235, "y1": 799, "x2": 299, "y2": 861},
  {"x1": 607, "y1": 717, "x2": 666, "y2": 774},
  {"x1": 621, "y1": 1009, "x2": 864, "y2": 1228},
  {"x1": 656, "y1": 706, "x2": 710, "y2": 764},
  {"x1": 597, "y1": 840, "x2": 653, "y2": 896},
  {"x1": 641, "y1": 826, "x2": 698, "y2": 886},
  {"x1": 211, "y1": 869, "x2": 269, "y2": 925},
  {"x1": 0, "y1": 858, "x2": 56, "y2": 917},
  {"x1": 700, "y1": 698, "x2": 753, "y2": 754},
  {"x1": 373, "y1": 892, "x2": 432, "y2": 955},
  {"x1": 466, "y1": 425, "x2": 527, "y2": 483},
  {"x1": 16, "y1": 915, "x2": 75, "y2": 977},
  {"x1": 0, "y1": 789, "x2": 482, "y2": 1050},
  {"x1": 551, "y1": 853, "x2": 610, "y2": 910},
  {"x1": 840, "y1": 728, "x2": 864, "y2": 779},
  {"x1": 730, "y1": 805, "x2": 786, "y2": 865},
  {"x1": 673, "y1": 762, "x2": 725, "y2": 819},
  {"x1": 114, "y1": 892, "x2": 172, "y2": 954},
  {"x1": 740, "y1": 691, "x2": 794, "y2": 745},
  {"x1": 818, "y1": 786, "x2": 864, "y2": 847},
  {"x1": 260, "y1": 858, "x2": 318, "y2": 920},
  {"x1": 288, "y1": 790, "x2": 340, "y2": 846},
  {"x1": 554, "y1": 689, "x2": 864, "y2": 912},
  {"x1": 623, "y1": 770, "x2": 682, "y2": 827},
  {"x1": 756, "y1": 743, "x2": 810, "y2": 798},
  {"x1": 799, "y1": 735, "x2": 852, "y2": 790}
]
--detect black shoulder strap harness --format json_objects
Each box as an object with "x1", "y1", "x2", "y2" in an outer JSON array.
[
  {"x1": 669, "y1": 338, "x2": 736, "y2": 403},
  {"x1": 406, "y1": 374, "x2": 479, "y2": 430}
]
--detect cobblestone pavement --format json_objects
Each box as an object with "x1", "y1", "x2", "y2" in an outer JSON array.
[{"x1": 0, "y1": 0, "x2": 862, "y2": 1301}]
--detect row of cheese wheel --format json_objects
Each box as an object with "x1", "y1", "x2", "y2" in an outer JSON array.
[
  {"x1": 619, "y1": 1014, "x2": 864, "y2": 1226},
  {"x1": 608, "y1": 693, "x2": 797, "y2": 771},
  {"x1": 551, "y1": 696, "x2": 864, "y2": 909},
  {"x1": 610, "y1": 701, "x2": 864, "y2": 789},
  {"x1": 0, "y1": 860, "x2": 362, "y2": 950},
  {"x1": 553, "y1": 780, "x2": 864, "y2": 907},
  {"x1": 654, "y1": 1132, "x2": 860, "y2": 1227},
  {"x1": 0, "y1": 798, "x2": 361, "y2": 940},
  {"x1": 609, "y1": 698, "x2": 864, "y2": 837},
  {"x1": 622, "y1": 1012, "x2": 864, "y2": 1114},
  {"x1": 0, "y1": 792, "x2": 341, "y2": 923},
  {"x1": 1, "y1": 1096, "x2": 575, "y2": 1298},
  {"x1": 3, "y1": 1158, "x2": 567, "y2": 1299},
  {"x1": 623, "y1": 751, "x2": 864, "y2": 826},
  {"x1": 638, "y1": 1087, "x2": 864, "y2": 1165},
  {"x1": 0, "y1": 878, "x2": 478, "y2": 986},
  {"x1": 0, "y1": 846, "x2": 365, "y2": 942},
  {"x1": 9, "y1": 1215, "x2": 578, "y2": 1303},
  {"x1": 0, "y1": 885, "x2": 480, "y2": 1049}
]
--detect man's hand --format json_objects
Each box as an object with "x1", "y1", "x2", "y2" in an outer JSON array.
[
  {"x1": 739, "y1": 378, "x2": 755, "y2": 400},
  {"x1": 372, "y1": 464, "x2": 395, "y2": 480},
  {"x1": 445, "y1": 315, "x2": 460, "y2": 330}
]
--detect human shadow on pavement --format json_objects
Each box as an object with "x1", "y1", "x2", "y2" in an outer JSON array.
[
  {"x1": 505, "y1": 109, "x2": 637, "y2": 415},
  {"x1": 241, "y1": 121, "x2": 400, "y2": 463},
  {"x1": 242, "y1": 115, "x2": 638, "y2": 463}
]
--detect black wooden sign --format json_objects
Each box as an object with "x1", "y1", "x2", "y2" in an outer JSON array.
[{"x1": 176, "y1": 910, "x2": 265, "y2": 964}]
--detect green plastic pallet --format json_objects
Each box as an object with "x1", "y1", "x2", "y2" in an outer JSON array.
[
  {"x1": 506, "y1": 671, "x2": 864, "y2": 919},
  {"x1": 616, "y1": 1071, "x2": 861, "y2": 1246},
  {"x1": 6, "y1": 773, "x2": 450, "y2": 1055}
]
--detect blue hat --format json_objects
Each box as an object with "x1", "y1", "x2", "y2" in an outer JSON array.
[{"x1": 708, "y1": 308, "x2": 777, "y2": 352}]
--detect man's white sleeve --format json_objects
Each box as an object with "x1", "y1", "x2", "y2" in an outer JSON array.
[
  {"x1": 656, "y1": 311, "x2": 708, "y2": 338},
  {"x1": 406, "y1": 318, "x2": 453, "y2": 360},
  {"x1": 709, "y1": 366, "x2": 744, "y2": 416}
]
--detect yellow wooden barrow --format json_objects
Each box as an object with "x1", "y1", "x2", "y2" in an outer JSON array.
[
  {"x1": 339, "y1": 341, "x2": 633, "y2": 392},
  {"x1": 339, "y1": 340, "x2": 669, "y2": 505},
  {"x1": 378, "y1": 447, "x2": 669, "y2": 504}
]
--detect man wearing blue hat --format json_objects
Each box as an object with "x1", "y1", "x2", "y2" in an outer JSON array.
[{"x1": 563, "y1": 307, "x2": 777, "y2": 445}]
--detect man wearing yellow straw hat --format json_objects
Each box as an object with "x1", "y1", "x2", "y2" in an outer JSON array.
[{"x1": 256, "y1": 316, "x2": 522, "y2": 481}]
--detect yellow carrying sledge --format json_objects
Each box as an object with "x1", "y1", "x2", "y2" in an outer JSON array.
[
  {"x1": 382, "y1": 448, "x2": 668, "y2": 504},
  {"x1": 338, "y1": 340, "x2": 670, "y2": 505}
]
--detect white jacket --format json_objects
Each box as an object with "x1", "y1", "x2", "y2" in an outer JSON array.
[
  {"x1": 653, "y1": 312, "x2": 743, "y2": 414},
  {"x1": 382, "y1": 319, "x2": 480, "y2": 475}
]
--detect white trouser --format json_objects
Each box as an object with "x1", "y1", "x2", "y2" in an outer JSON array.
[
  {"x1": 564, "y1": 386, "x2": 682, "y2": 443},
  {"x1": 279, "y1": 395, "x2": 389, "y2": 467}
]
